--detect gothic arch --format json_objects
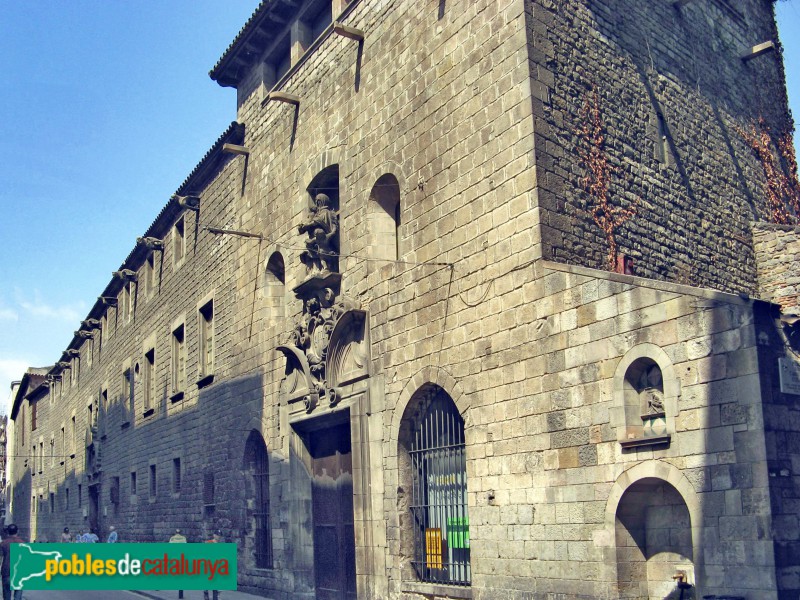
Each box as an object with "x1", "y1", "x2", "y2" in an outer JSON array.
[{"x1": 390, "y1": 365, "x2": 470, "y2": 444}]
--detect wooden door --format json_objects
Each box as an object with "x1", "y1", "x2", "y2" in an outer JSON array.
[{"x1": 310, "y1": 422, "x2": 356, "y2": 600}]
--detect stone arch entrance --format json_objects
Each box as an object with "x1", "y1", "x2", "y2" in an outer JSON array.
[{"x1": 615, "y1": 477, "x2": 695, "y2": 599}]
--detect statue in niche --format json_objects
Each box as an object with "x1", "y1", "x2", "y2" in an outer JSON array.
[
  {"x1": 298, "y1": 193, "x2": 339, "y2": 274},
  {"x1": 639, "y1": 364, "x2": 665, "y2": 415}
]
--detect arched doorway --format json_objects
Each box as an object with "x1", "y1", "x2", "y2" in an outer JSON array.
[{"x1": 615, "y1": 478, "x2": 694, "y2": 599}]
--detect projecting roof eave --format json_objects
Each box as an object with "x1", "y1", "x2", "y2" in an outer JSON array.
[
  {"x1": 57, "y1": 121, "x2": 245, "y2": 368},
  {"x1": 11, "y1": 369, "x2": 50, "y2": 420}
]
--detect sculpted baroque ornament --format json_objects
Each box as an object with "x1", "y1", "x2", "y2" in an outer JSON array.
[{"x1": 278, "y1": 189, "x2": 362, "y2": 413}]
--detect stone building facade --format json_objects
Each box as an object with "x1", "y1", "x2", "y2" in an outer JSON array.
[{"x1": 9, "y1": 0, "x2": 800, "y2": 599}]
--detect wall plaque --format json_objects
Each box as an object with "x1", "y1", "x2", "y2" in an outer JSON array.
[{"x1": 779, "y1": 357, "x2": 800, "y2": 395}]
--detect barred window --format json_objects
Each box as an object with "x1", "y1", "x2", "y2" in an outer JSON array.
[
  {"x1": 408, "y1": 387, "x2": 470, "y2": 586},
  {"x1": 244, "y1": 430, "x2": 272, "y2": 569}
]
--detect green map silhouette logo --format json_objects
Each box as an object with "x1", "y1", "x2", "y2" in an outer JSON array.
[{"x1": 10, "y1": 544, "x2": 62, "y2": 590}]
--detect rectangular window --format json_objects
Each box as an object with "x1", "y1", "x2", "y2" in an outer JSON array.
[
  {"x1": 50, "y1": 437, "x2": 55, "y2": 467},
  {"x1": 126, "y1": 282, "x2": 136, "y2": 321},
  {"x1": 78, "y1": 484, "x2": 82, "y2": 508},
  {"x1": 173, "y1": 217, "x2": 185, "y2": 267},
  {"x1": 50, "y1": 492, "x2": 55, "y2": 513},
  {"x1": 31, "y1": 401, "x2": 37, "y2": 432},
  {"x1": 60, "y1": 427, "x2": 65, "y2": 464},
  {"x1": 199, "y1": 300, "x2": 214, "y2": 384},
  {"x1": 122, "y1": 366, "x2": 134, "y2": 426},
  {"x1": 39, "y1": 441, "x2": 43, "y2": 473},
  {"x1": 150, "y1": 464, "x2": 157, "y2": 499},
  {"x1": 70, "y1": 416, "x2": 76, "y2": 456},
  {"x1": 144, "y1": 348, "x2": 155, "y2": 414},
  {"x1": 65, "y1": 487, "x2": 70, "y2": 510},
  {"x1": 203, "y1": 471, "x2": 215, "y2": 506},
  {"x1": 131, "y1": 471, "x2": 137, "y2": 497},
  {"x1": 173, "y1": 458, "x2": 181, "y2": 494},
  {"x1": 171, "y1": 324, "x2": 186, "y2": 399},
  {"x1": 146, "y1": 253, "x2": 157, "y2": 296},
  {"x1": 110, "y1": 476, "x2": 120, "y2": 506}
]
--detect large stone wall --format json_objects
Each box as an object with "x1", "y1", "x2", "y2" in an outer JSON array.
[
  {"x1": 527, "y1": 0, "x2": 791, "y2": 293},
  {"x1": 753, "y1": 221, "x2": 800, "y2": 313}
]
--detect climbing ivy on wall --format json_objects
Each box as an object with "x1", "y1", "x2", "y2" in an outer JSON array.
[
  {"x1": 577, "y1": 85, "x2": 638, "y2": 272},
  {"x1": 737, "y1": 118, "x2": 800, "y2": 225}
]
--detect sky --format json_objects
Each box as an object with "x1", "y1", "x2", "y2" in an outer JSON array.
[{"x1": 0, "y1": 2, "x2": 799, "y2": 415}]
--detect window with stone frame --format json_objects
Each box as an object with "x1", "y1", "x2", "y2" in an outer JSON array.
[
  {"x1": 173, "y1": 216, "x2": 185, "y2": 267},
  {"x1": 172, "y1": 457, "x2": 181, "y2": 495},
  {"x1": 171, "y1": 322, "x2": 186, "y2": 400},
  {"x1": 150, "y1": 464, "x2": 157, "y2": 499},
  {"x1": 198, "y1": 299, "x2": 214, "y2": 385},
  {"x1": 144, "y1": 348, "x2": 155, "y2": 415}
]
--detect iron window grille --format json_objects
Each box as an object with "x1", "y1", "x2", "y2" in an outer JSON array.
[{"x1": 409, "y1": 390, "x2": 471, "y2": 585}]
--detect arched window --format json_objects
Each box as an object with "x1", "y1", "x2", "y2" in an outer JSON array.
[
  {"x1": 399, "y1": 385, "x2": 470, "y2": 586},
  {"x1": 264, "y1": 252, "x2": 285, "y2": 319},
  {"x1": 368, "y1": 174, "x2": 401, "y2": 262},
  {"x1": 243, "y1": 430, "x2": 272, "y2": 569}
]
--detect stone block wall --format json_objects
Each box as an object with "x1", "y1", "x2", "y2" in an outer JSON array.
[
  {"x1": 753, "y1": 221, "x2": 800, "y2": 313},
  {"x1": 372, "y1": 261, "x2": 781, "y2": 598},
  {"x1": 526, "y1": 0, "x2": 791, "y2": 293}
]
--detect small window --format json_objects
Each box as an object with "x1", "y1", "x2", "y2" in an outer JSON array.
[
  {"x1": 31, "y1": 401, "x2": 37, "y2": 432},
  {"x1": 122, "y1": 367, "x2": 133, "y2": 426},
  {"x1": 146, "y1": 253, "x2": 157, "y2": 296},
  {"x1": 198, "y1": 300, "x2": 214, "y2": 385},
  {"x1": 78, "y1": 484, "x2": 82, "y2": 508},
  {"x1": 110, "y1": 476, "x2": 120, "y2": 506},
  {"x1": 203, "y1": 471, "x2": 215, "y2": 506},
  {"x1": 174, "y1": 217, "x2": 185, "y2": 267},
  {"x1": 144, "y1": 349, "x2": 155, "y2": 415},
  {"x1": 131, "y1": 471, "x2": 138, "y2": 497},
  {"x1": 150, "y1": 464, "x2": 157, "y2": 499},
  {"x1": 173, "y1": 458, "x2": 181, "y2": 495},
  {"x1": 171, "y1": 324, "x2": 186, "y2": 399}
]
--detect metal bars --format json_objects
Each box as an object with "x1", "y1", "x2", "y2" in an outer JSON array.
[
  {"x1": 246, "y1": 432, "x2": 273, "y2": 569},
  {"x1": 409, "y1": 388, "x2": 471, "y2": 585}
]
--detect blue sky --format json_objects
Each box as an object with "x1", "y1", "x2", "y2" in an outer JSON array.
[{"x1": 0, "y1": 3, "x2": 799, "y2": 413}]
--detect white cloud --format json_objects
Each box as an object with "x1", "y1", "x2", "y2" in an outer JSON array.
[
  {"x1": 0, "y1": 307, "x2": 18, "y2": 322},
  {"x1": 14, "y1": 289, "x2": 86, "y2": 323}
]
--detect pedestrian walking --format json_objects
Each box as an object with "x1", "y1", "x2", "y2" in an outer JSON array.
[
  {"x1": 1, "y1": 524, "x2": 25, "y2": 600},
  {"x1": 203, "y1": 529, "x2": 222, "y2": 600}
]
